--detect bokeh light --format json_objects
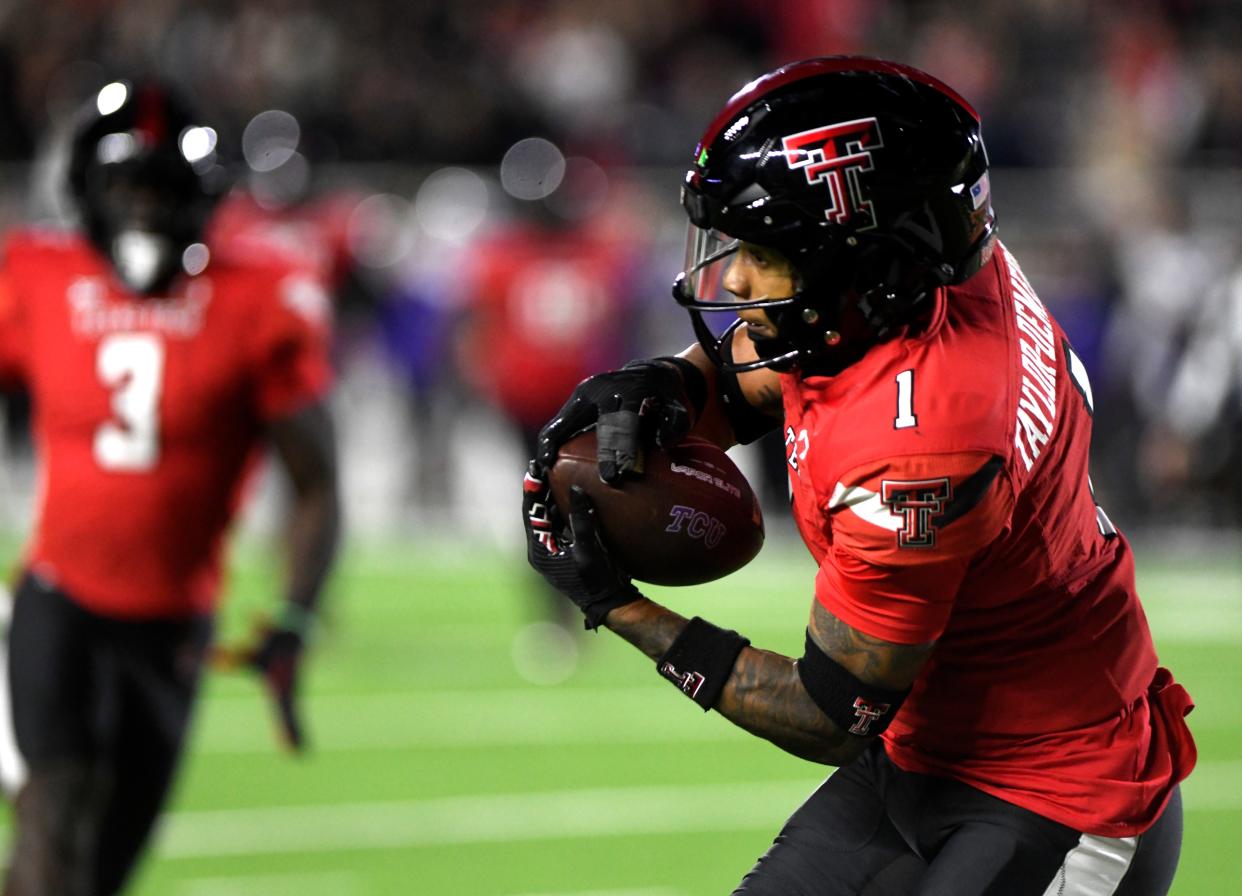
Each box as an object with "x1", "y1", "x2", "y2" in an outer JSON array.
[
  {"x1": 242, "y1": 109, "x2": 301, "y2": 173},
  {"x1": 414, "y1": 166, "x2": 489, "y2": 243},
  {"x1": 178, "y1": 126, "x2": 217, "y2": 164},
  {"x1": 95, "y1": 81, "x2": 128, "y2": 116},
  {"x1": 499, "y1": 137, "x2": 565, "y2": 201},
  {"x1": 347, "y1": 193, "x2": 414, "y2": 268},
  {"x1": 181, "y1": 242, "x2": 210, "y2": 276}
]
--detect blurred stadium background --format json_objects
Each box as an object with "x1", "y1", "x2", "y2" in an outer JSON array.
[{"x1": 1, "y1": 1, "x2": 1240, "y2": 893}]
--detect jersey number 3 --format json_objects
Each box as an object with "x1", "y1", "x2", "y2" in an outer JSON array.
[{"x1": 94, "y1": 333, "x2": 165, "y2": 471}]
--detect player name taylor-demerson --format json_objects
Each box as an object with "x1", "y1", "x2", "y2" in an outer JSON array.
[{"x1": 1004, "y1": 246, "x2": 1057, "y2": 472}]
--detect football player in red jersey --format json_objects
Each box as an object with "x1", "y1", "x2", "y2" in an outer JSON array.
[
  {"x1": 523, "y1": 58, "x2": 1196, "y2": 894},
  {"x1": 0, "y1": 79, "x2": 340, "y2": 895}
]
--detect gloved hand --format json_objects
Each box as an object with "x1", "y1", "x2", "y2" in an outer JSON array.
[
  {"x1": 249, "y1": 622, "x2": 307, "y2": 752},
  {"x1": 535, "y1": 358, "x2": 701, "y2": 484},
  {"x1": 213, "y1": 612, "x2": 310, "y2": 753},
  {"x1": 523, "y1": 464, "x2": 642, "y2": 629}
]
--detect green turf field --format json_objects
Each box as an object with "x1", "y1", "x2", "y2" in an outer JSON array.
[{"x1": 4, "y1": 534, "x2": 1239, "y2": 895}]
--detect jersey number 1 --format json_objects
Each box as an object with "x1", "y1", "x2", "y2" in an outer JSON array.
[
  {"x1": 894, "y1": 369, "x2": 917, "y2": 429},
  {"x1": 94, "y1": 333, "x2": 165, "y2": 471}
]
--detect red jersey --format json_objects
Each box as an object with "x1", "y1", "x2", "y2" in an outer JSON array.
[
  {"x1": 0, "y1": 230, "x2": 332, "y2": 619},
  {"x1": 782, "y1": 242, "x2": 1195, "y2": 836},
  {"x1": 460, "y1": 226, "x2": 636, "y2": 430},
  {"x1": 206, "y1": 190, "x2": 358, "y2": 290}
]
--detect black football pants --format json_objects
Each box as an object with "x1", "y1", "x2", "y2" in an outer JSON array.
[
  {"x1": 734, "y1": 740, "x2": 1183, "y2": 896},
  {"x1": 3, "y1": 573, "x2": 211, "y2": 896}
]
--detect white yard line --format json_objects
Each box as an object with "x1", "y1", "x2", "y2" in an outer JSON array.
[
  {"x1": 192, "y1": 686, "x2": 738, "y2": 753},
  {"x1": 194, "y1": 668, "x2": 1242, "y2": 754},
  {"x1": 176, "y1": 870, "x2": 364, "y2": 896},
  {"x1": 152, "y1": 779, "x2": 816, "y2": 859},
  {"x1": 0, "y1": 763, "x2": 1231, "y2": 868},
  {"x1": 182, "y1": 876, "x2": 680, "y2": 896},
  {"x1": 137, "y1": 760, "x2": 1242, "y2": 860}
]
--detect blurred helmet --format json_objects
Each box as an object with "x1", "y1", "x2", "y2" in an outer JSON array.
[
  {"x1": 674, "y1": 57, "x2": 996, "y2": 372},
  {"x1": 68, "y1": 79, "x2": 227, "y2": 294}
]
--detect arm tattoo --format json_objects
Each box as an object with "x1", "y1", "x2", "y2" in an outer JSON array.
[
  {"x1": 604, "y1": 599, "x2": 689, "y2": 662},
  {"x1": 752, "y1": 381, "x2": 783, "y2": 416},
  {"x1": 606, "y1": 596, "x2": 934, "y2": 766},
  {"x1": 716, "y1": 644, "x2": 853, "y2": 763},
  {"x1": 809, "y1": 601, "x2": 934, "y2": 689}
]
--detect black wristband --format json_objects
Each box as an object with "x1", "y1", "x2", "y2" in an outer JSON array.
[
  {"x1": 652, "y1": 355, "x2": 708, "y2": 419},
  {"x1": 657, "y1": 616, "x2": 750, "y2": 711}
]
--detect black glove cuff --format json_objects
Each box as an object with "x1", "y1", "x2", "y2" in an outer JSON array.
[
  {"x1": 581, "y1": 581, "x2": 643, "y2": 630},
  {"x1": 657, "y1": 616, "x2": 750, "y2": 711},
  {"x1": 650, "y1": 356, "x2": 708, "y2": 419}
]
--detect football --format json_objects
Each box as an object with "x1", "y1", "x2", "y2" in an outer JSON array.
[{"x1": 548, "y1": 430, "x2": 765, "y2": 586}]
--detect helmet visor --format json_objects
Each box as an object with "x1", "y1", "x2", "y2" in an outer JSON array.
[
  {"x1": 674, "y1": 224, "x2": 738, "y2": 309},
  {"x1": 673, "y1": 222, "x2": 800, "y2": 312}
]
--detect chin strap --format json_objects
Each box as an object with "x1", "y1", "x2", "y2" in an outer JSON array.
[
  {"x1": 689, "y1": 312, "x2": 801, "y2": 374},
  {"x1": 855, "y1": 285, "x2": 932, "y2": 339}
]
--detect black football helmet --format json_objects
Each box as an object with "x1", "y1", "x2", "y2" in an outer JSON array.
[
  {"x1": 674, "y1": 57, "x2": 996, "y2": 372},
  {"x1": 67, "y1": 79, "x2": 227, "y2": 294}
]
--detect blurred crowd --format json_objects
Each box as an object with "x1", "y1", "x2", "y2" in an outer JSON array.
[
  {"x1": 2, "y1": 0, "x2": 1241, "y2": 538},
  {"x1": 3, "y1": 0, "x2": 1241, "y2": 169}
]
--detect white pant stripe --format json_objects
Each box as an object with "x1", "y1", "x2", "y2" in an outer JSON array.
[
  {"x1": 1040, "y1": 831, "x2": 1138, "y2": 895},
  {"x1": 0, "y1": 584, "x2": 28, "y2": 796}
]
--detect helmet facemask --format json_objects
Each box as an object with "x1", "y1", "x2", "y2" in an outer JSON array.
[
  {"x1": 68, "y1": 80, "x2": 226, "y2": 296},
  {"x1": 83, "y1": 158, "x2": 204, "y2": 293},
  {"x1": 674, "y1": 224, "x2": 854, "y2": 372},
  {"x1": 673, "y1": 217, "x2": 933, "y2": 374}
]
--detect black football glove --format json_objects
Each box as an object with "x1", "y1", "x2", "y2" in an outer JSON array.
[
  {"x1": 523, "y1": 464, "x2": 642, "y2": 629},
  {"x1": 214, "y1": 613, "x2": 309, "y2": 753},
  {"x1": 250, "y1": 623, "x2": 307, "y2": 752},
  {"x1": 535, "y1": 358, "x2": 701, "y2": 484}
]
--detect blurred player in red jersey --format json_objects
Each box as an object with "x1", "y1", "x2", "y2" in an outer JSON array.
[
  {"x1": 460, "y1": 188, "x2": 638, "y2": 640},
  {"x1": 458, "y1": 199, "x2": 638, "y2": 461},
  {"x1": 206, "y1": 121, "x2": 378, "y2": 334},
  {"x1": 0, "y1": 79, "x2": 340, "y2": 895},
  {"x1": 524, "y1": 58, "x2": 1196, "y2": 894}
]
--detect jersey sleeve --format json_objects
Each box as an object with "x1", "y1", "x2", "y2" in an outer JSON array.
[
  {"x1": 816, "y1": 450, "x2": 1014, "y2": 643},
  {"x1": 0, "y1": 258, "x2": 29, "y2": 385},
  {"x1": 249, "y1": 270, "x2": 334, "y2": 420}
]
